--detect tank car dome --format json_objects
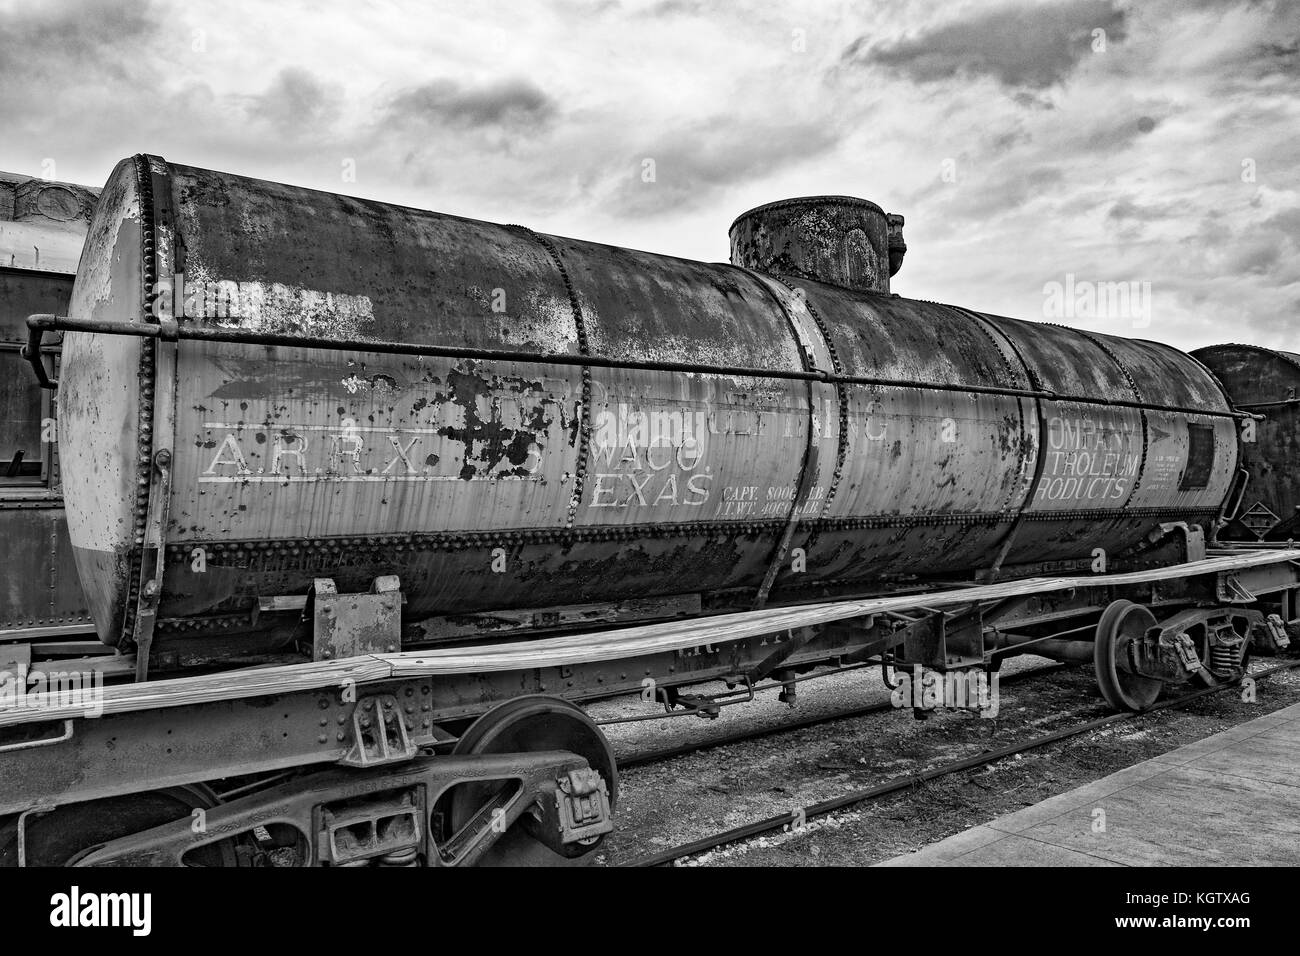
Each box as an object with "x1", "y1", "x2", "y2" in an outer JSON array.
[{"x1": 728, "y1": 195, "x2": 906, "y2": 295}]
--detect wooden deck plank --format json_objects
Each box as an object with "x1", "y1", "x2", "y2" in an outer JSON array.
[{"x1": 2, "y1": 548, "x2": 1297, "y2": 728}]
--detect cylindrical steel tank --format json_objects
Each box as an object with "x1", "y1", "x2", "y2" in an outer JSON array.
[
  {"x1": 59, "y1": 156, "x2": 1240, "y2": 652},
  {"x1": 1194, "y1": 344, "x2": 1300, "y2": 538}
]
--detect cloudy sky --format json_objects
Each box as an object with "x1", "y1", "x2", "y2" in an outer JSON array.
[{"x1": 1, "y1": 0, "x2": 1296, "y2": 350}]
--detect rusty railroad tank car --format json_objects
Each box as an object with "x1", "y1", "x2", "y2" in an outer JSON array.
[
  {"x1": 0, "y1": 170, "x2": 98, "y2": 642},
  {"x1": 54, "y1": 156, "x2": 1240, "y2": 666},
  {"x1": 1195, "y1": 344, "x2": 1300, "y2": 540}
]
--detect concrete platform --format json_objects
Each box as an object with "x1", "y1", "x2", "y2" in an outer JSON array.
[{"x1": 878, "y1": 702, "x2": 1300, "y2": 866}]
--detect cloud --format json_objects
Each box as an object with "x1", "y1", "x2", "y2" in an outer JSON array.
[
  {"x1": 246, "y1": 67, "x2": 341, "y2": 133},
  {"x1": 0, "y1": 0, "x2": 1297, "y2": 356},
  {"x1": 634, "y1": 0, "x2": 709, "y2": 16},
  {"x1": 1248, "y1": 38, "x2": 1300, "y2": 79},
  {"x1": 384, "y1": 77, "x2": 557, "y2": 131},
  {"x1": 0, "y1": 0, "x2": 156, "y2": 84},
  {"x1": 923, "y1": 164, "x2": 1066, "y2": 223},
  {"x1": 1108, "y1": 197, "x2": 1178, "y2": 222},
  {"x1": 844, "y1": 0, "x2": 1127, "y2": 90},
  {"x1": 1264, "y1": 207, "x2": 1300, "y2": 239},
  {"x1": 601, "y1": 116, "x2": 839, "y2": 217}
]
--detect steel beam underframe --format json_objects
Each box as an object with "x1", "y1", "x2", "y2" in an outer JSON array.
[
  {"x1": 72, "y1": 750, "x2": 597, "y2": 867},
  {"x1": 0, "y1": 633, "x2": 871, "y2": 816},
  {"x1": 0, "y1": 556, "x2": 1295, "y2": 818}
]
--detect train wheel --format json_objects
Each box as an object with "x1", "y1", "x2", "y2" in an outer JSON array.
[
  {"x1": 443, "y1": 695, "x2": 617, "y2": 867},
  {"x1": 1094, "y1": 600, "x2": 1163, "y2": 712},
  {"x1": 0, "y1": 785, "x2": 237, "y2": 867}
]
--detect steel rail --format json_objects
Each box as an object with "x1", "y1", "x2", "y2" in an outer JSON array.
[
  {"x1": 620, "y1": 658, "x2": 1300, "y2": 867},
  {"x1": 616, "y1": 662, "x2": 1065, "y2": 769}
]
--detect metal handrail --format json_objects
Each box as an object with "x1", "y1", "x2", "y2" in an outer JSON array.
[{"x1": 23, "y1": 312, "x2": 1254, "y2": 420}]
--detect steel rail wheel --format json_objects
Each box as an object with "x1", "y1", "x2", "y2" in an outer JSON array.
[
  {"x1": 1094, "y1": 600, "x2": 1163, "y2": 712},
  {"x1": 0, "y1": 784, "x2": 237, "y2": 867},
  {"x1": 442, "y1": 695, "x2": 617, "y2": 867}
]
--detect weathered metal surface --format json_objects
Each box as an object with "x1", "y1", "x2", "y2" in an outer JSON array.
[
  {"x1": 0, "y1": 505, "x2": 89, "y2": 634},
  {"x1": 0, "y1": 171, "x2": 97, "y2": 275},
  {"x1": 729, "y1": 196, "x2": 899, "y2": 294},
  {"x1": 0, "y1": 173, "x2": 97, "y2": 636},
  {"x1": 57, "y1": 159, "x2": 1242, "y2": 653},
  {"x1": 409, "y1": 592, "x2": 701, "y2": 642},
  {"x1": 58, "y1": 160, "x2": 147, "y2": 641},
  {"x1": 1195, "y1": 344, "x2": 1300, "y2": 537},
  {"x1": 309, "y1": 575, "x2": 402, "y2": 661},
  {"x1": 1, "y1": 272, "x2": 74, "y2": 345},
  {"x1": 974, "y1": 312, "x2": 1236, "y2": 559}
]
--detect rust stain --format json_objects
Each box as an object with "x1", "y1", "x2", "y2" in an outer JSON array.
[{"x1": 434, "y1": 364, "x2": 556, "y2": 480}]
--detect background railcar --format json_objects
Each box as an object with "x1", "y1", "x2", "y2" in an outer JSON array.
[
  {"x1": 1194, "y1": 344, "x2": 1300, "y2": 541},
  {"x1": 0, "y1": 171, "x2": 98, "y2": 646}
]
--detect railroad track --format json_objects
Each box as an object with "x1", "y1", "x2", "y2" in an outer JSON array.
[
  {"x1": 621, "y1": 658, "x2": 1300, "y2": 867},
  {"x1": 615, "y1": 662, "x2": 1067, "y2": 770}
]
